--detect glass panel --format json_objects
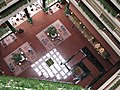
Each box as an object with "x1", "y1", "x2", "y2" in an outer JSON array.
[
  {"x1": 56, "y1": 52, "x2": 60, "y2": 56},
  {"x1": 41, "y1": 69, "x2": 46, "y2": 73},
  {"x1": 56, "y1": 74, "x2": 61, "y2": 80},
  {"x1": 63, "y1": 76, "x2": 67, "y2": 79},
  {"x1": 60, "y1": 71, "x2": 65, "y2": 76},
  {"x1": 67, "y1": 72, "x2": 72, "y2": 76},
  {"x1": 34, "y1": 68, "x2": 39, "y2": 72},
  {"x1": 38, "y1": 58, "x2": 43, "y2": 62},
  {"x1": 53, "y1": 54, "x2": 57, "y2": 58},
  {"x1": 50, "y1": 50, "x2": 54, "y2": 55},
  {"x1": 46, "y1": 53, "x2": 50, "y2": 57},
  {"x1": 35, "y1": 61, "x2": 39, "y2": 65},
  {"x1": 32, "y1": 48, "x2": 71, "y2": 80},
  {"x1": 54, "y1": 62, "x2": 61, "y2": 71},
  {"x1": 53, "y1": 48, "x2": 57, "y2": 52},
  {"x1": 37, "y1": 71, "x2": 42, "y2": 76},
  {"x1": 41, "y1": 62, "x2": 47, "y2": 67},
  {"x1": 38, "y1": 65, "x2": 42, "y2": 70},
  {"x1": 63, "y1": 67, "x2": 69, "y2": 73},
  {"x1": 50, "y1": 66, "x2": 57, "y2": 74},
  {"x1": 31, "y1": 64, "x2": 35, "y2": 68}
]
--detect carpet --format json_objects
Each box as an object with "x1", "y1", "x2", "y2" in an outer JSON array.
[
  {"x1": 4, "y1": 42, "x2": 37, "y2": 76},
  {"x1": 36, "y1": 20, "x2": 71, "y2": 51},
  {"x1": 0, "y1": 33, "x2": 17, "y2": 47}
]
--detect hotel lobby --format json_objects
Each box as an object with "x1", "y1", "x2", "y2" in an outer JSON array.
[{"x1": 0, "y1": 0, "x2": 120, "y2": 90}]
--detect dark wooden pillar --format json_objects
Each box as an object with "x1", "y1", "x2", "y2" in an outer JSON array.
[
  {"x1": 24, "y1": 8, "x2": 30, "y2": 19},
  {"x1": 5, "y1": 21, "x2": 16, "y2": 33},
  {"x1": 24, "y1": 8, "x2": 33, "y2": 24},
  {"x1": 43, "y1": 0, "x2": 46, "y2": 8},
  {"x1": 5, "y1": 21, "x2": 13, "y2": 29}
]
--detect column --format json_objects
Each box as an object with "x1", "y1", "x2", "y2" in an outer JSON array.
[
  {"x1": 24, "y1": 8, "x2": 30, "y2": 19},
  {"x1": 5, "y1": 21, "x2": 16, "y2": 33},
  {"x1": 42, "y1": 0, "x2": 48, "y2": 12},
  {"x1": 43, "y1": 0, "x2": 46, "y2": 8},
  {"x1": 24, "y1": 8, "x2": 33, "y2": 24}
]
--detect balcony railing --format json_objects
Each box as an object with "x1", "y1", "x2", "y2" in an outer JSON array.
[
  {"x1": 98, "y1": 0, "x2": 118, "y2": 17},
  {"x1": 78, "y1": 1, "x2": 105, "y2": 30},
  {"x1": 0, "y1": 0, "x2": 6, "y2": 9},
  {"x1": 0, "y1": 0, "x2": 28, "y2": 19}
]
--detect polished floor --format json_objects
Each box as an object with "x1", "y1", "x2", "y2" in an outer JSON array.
[{"x1": 0, "y1": 3, "x2": 120, "y2": 89}]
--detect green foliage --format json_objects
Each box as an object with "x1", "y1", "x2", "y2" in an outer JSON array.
[
  {"x1": 43, "y1": 7, "x2": 49, "y2": 12},
  {"x1": 27, "y1": 17, "x2": 33, "y2": 24},
  {"x1": 100, "y1": 14, "x2": 116, "y2": 30},
  {"x1": 98, "y1": 0, "x2": 118, "y2": 17},
  {"x1": 109, "y1": 79, "x2": 120, "y2": 90},
  {"x1": 47, "y1": 26, "x2": 57, "y2": 36},
  {"x1": 0, "y1": 27, "x2": 11, "y2": 38},
  {"x1": 11, "y1": 53, "x2": 22, "y2": 62},
  {"x1": 11, "y1": 27, "x2": 17, "y2": 33},
  {"x1": 65, "y1": 3, "x2": 71, "y2": 15},
  {"x1": 0, "y1": 76, "x2": 84, "y2": 90},
  {"x1": 117, "y1": 0, "x2": 120, "y2": 4},
  {"x1": 78, "y1": 2, "x2": 105, "y2": 29}
]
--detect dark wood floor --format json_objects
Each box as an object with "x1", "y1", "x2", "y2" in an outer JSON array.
[{"x1": 0, "y1": 3, "x2": 120, "y2": 89}]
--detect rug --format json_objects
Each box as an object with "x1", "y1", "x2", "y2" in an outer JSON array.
[
  {"x1": 0, "y1": 33, "x2": 17, "y2": 47},
  {"x1": 4, "y1": 42, "x2": 37, "y2": 76},
  {"x1": 36, "y1": 20, "x2": 71, "y2": 51}
]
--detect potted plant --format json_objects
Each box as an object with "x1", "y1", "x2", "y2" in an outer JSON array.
[
  {"x1": 47, "y1": 26, "x2": 57, "y2": 37},
  {"x1": 43, "y1": 7, "x2": 48, "y2": 13},
  {"x1": 65, "y1": 3, "x2": 71, "y2": 16},
  {"x1": 27, "y1": 17, "x2": 33, "y2": 24},
  {"x1": 11, "y1": 53, "x2": 22, "y2": 62}
]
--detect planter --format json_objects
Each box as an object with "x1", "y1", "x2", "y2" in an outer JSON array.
[
  {"x1": 65, "y1": 3, "x2": 71, "y2": 16},
  {"x1": 27, "y1": 17, "x2": 33, "y2": 24},
  {"x1": 11, "y1": 53, "x2": 23, "y2": 62},
  {"x1": 43, "y1": 7, "x2": 49, "y2": 13},
  {"x1": 47, "y1": 26, "x2": 57, "y2": 37}
]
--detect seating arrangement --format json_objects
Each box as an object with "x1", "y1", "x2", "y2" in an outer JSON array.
[
  {"x1": 8, "y1": 63, "x2": 15, "y2": 72},
  {"x1": 4, "y1": 42, "x2": 37, "y2": 76},
  {"x1": 0, "y1": 33, "x2": 17, "y2": 47}
]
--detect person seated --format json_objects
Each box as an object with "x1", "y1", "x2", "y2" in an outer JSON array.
[
  {"x1": 10, "y1": 34, "x2": 16, "y2": 40},
  {"x1": 49, "y1": 8, "x2": 53, "y2": 14},
  {"x1": 1, "y1": 40, "x2": 7, "y2": 47},
  {"x1": 56, "y1": 3, "x2": 62, "y2": 9},
  {"x1": 28, "y1": 48, "x2": 34, "y2": 54},
  {"x1": 18, "y1": 29, "x2": 24, "y2": 34}
]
